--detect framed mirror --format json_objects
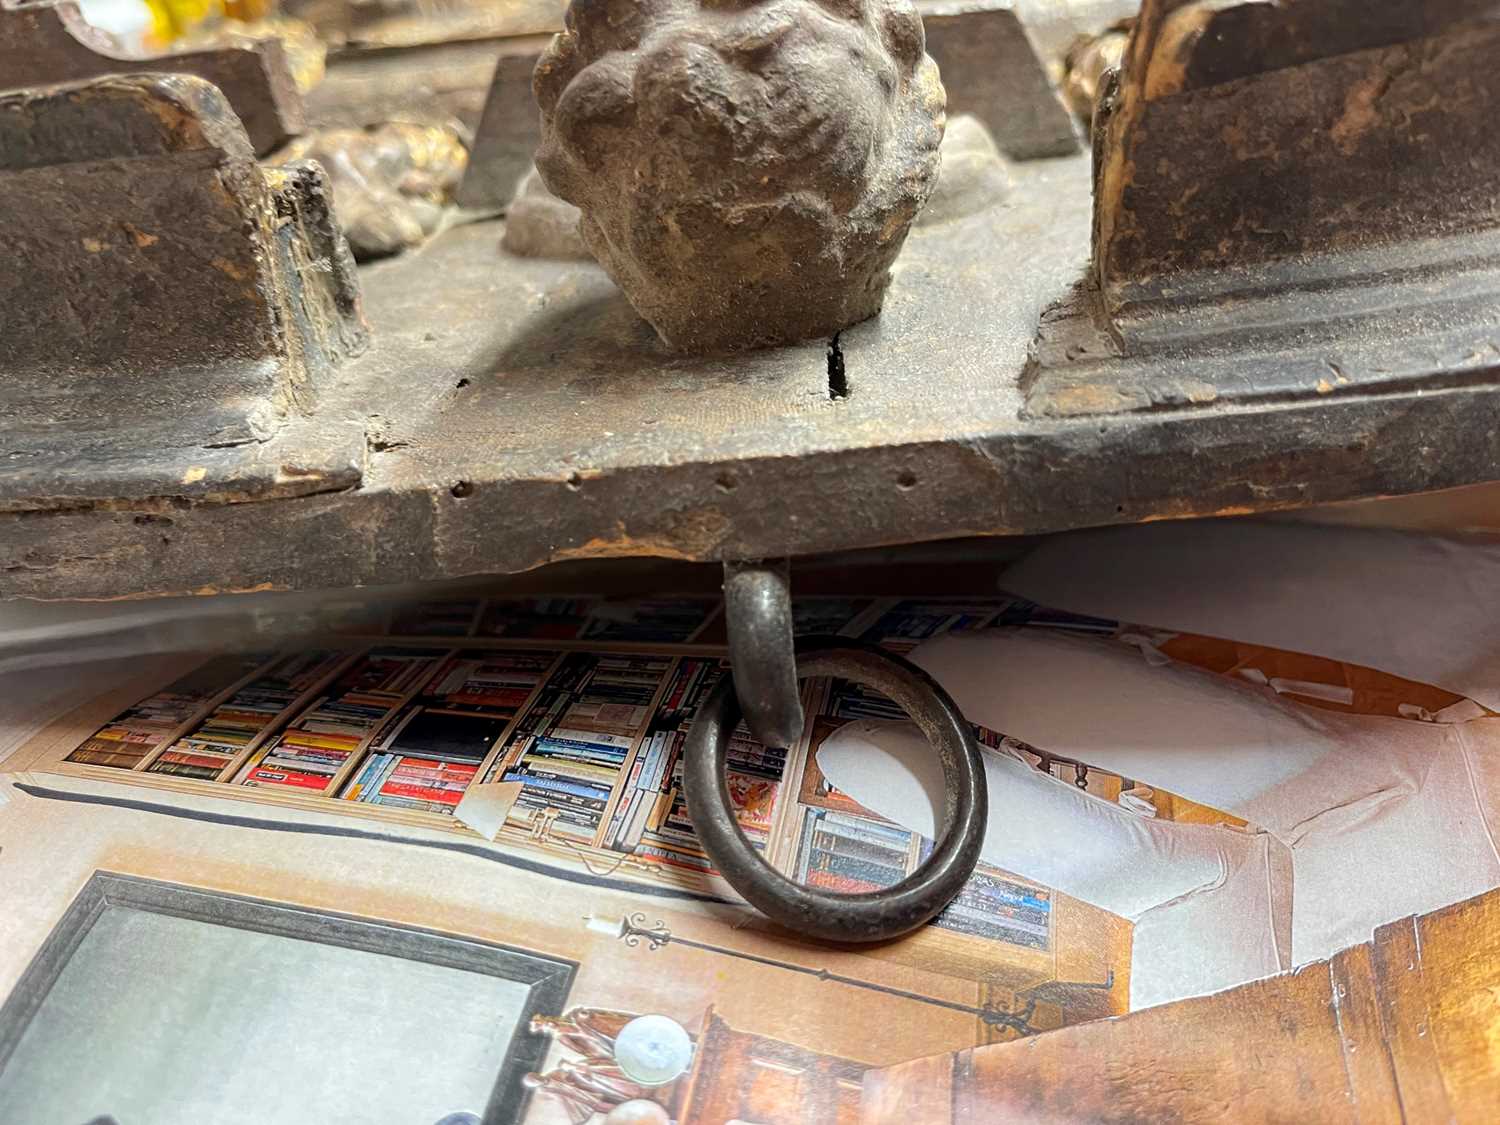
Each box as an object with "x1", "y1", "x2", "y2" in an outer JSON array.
[{"x1": 0, "y1": 872, "x2": 575, "y2": 1124}]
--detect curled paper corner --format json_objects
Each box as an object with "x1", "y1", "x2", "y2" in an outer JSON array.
[
  {"x1": 1397, "y1": 699, "x2": 1486, "y2": 722},
  {"x1": 1117, "y1": 632, "x2": 1173, "y2": 667},
  {"x1": 453, "y1": 781, "x2": 523, "y2": 841},
  {"x1": 1268, "y1": 678, "x2": 1355, "y2": 706},
  {"x1": 1434, "y1": 698, "x2": 1487, "y2": 723},
  {"x1": 1117, "y1": 786, "x2": 1159, "y2": 818}
]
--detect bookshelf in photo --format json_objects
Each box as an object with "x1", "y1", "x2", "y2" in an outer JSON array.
[
  {"x1": 388, "y1": 599, "x2": 486, "y2": 637},
  {"x1": 470, "y1": 596, "x2": 723, "y2": 644},
  {"x1": 483, "y1": 652, "x2": 677, "y2": 843},
  {"x1": 792, "y1": 806, "x2": 1053, "y2": 953},
  {"x1": 64, "y1": 653, "x2": 271, "y2": 770},
  {"x1": 47, "y1": 596, "x2": 1122, "y2": 912},
  {"x1": 601, "y1": 658, "x2": 789, "y2": 876},
  {"x1": 576, "y1": 598, "x2": 721, "y2": 643},
  {"x1": 235, "y1": 647, "x2": 446, "y2": 793},
  {"x1": 342, "y1": 649, "x2": 560, "y2": 815},
  {"x1": 146, "y1": 650, "x2": 352, "y2": 780},
  {"x1": 476, "y1": 598, "x2": 601, "y2": 640},
  {"x1": 30, "y1": 590, "x2": 1277, "y2": 1021},
  {"x1": 795, "y1": 808, "x2": 914, "y2": 893},
  {"x1": 789, "y1": 597, "x2": 879, "y2": 637}
]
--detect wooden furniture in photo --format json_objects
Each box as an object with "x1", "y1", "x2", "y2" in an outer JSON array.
[
  {"x1": 859, "y1": 882, "x2": 1500, "y2": 1123},
  {"x1": 672, "y1": 1007, "x2": 868, "y2": 1125}
]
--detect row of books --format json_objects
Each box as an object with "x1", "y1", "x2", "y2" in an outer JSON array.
[
  {"x1": 795, "y1": 808, "x2": 916, "y2": 894},
  {"x1": 603, "y1": 659, "x2": 789, "y2": 872},
  {"x1": 343, "y1": 753, "x2": 480, "y2": 813},
  {"x1": 147, "y1": 650, "x2": 350, "y2": 780},
  {"x1": 419, "y1": 651, "x2": 558, "y2": 715},
  {"x1": 389, "y1": 596, "x2": 724, "y2": 644},
  {"x1": 818, "y1": 677, "x2": 909, "y2": 724},
  {"x1": 930, "y1": 868, "x2": 1053, "y2": 950},
  {"x1": 343, "y1": 706, "x2": 512, "y2": 813},
  {"x1": 66, "y1": 652, "x2": 269, "y2": 770},
  {"x1": 603, "y1": 728, "x2": 682, "y2": 857},
  {"x1": 239, "y1": 648, "x2": 447, "y2": 792},
  {"x1": 493, "y1": 653, "x2": 676, "y2": 843},
  {"x1": 794, "y1": 808, "x2": 1054, "y2": 951}
]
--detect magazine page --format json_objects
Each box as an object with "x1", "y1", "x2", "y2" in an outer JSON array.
[{"x1": 1, "y1": 588, "x2": 1496, "y2": 1124}]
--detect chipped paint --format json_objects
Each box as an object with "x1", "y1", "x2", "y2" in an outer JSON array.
[
  {"x1": 211, "y1": 256, "x2": 252, "y2": 281},
  {"x1": 1330, "y1": 71, "x2": 1389, "y2": 156},
  {"x1": 1044, "y1": 384, "x2": 1142, "y2": 417}
]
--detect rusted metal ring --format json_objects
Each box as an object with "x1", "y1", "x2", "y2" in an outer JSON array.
[{"x1": 683, "y1": 636, "x2": 987, "y2": 943}]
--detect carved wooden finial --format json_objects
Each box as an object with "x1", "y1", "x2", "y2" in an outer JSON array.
[{"x1": 534, "y1": 0, "x2": 946, "y2": 352}]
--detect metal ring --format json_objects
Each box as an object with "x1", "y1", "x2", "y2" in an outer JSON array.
[
  {"x1": 683, "y1": 636, "x2": 987, "y2": 943},
  {"x1": 722, "y1": 558, "x2": 805, "y2": 750}
]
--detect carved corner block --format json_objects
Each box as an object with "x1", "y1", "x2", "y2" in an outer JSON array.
[
  {"x1": 0, "y1": 74, "x2": 365, "y2": 447},
  {"x1": 1025, "y1": 0, "x2": 1500, "y2": 422},
  {"x1": 1094, "y1": 0, "x2": 1500, "y2": 313},
  {"x1": 0, "y1": 0, "x2": 303, "y2": 155},
  {"x1": 917, "y1": 0, "x2": 1079, "y2": 160}
]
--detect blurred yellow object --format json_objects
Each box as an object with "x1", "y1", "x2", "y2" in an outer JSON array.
[
  {"x1": 171, "y1": 14, "x2": 326, "y2": 92},
  {"x1": 142, "y1": 0, "x2": 221, "y2": 45},
  {"x1": 224, "y1": 0, "x2": 276, "y2": 20}
]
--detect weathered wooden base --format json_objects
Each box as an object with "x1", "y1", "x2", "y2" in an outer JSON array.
[{"x1": 5, "y1": 152, "x2": 1500, "y2": 601}]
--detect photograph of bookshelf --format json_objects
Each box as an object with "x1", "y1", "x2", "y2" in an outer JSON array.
[
  {"x1": 234, "y1": 647, "x2": 446, "y2": 792},
  {"x1": 474, "y1": 596, "x2": 723, "y2": 643},
  {"x1": 388, "y1": 597, "x2": 486, "y2": 636},
  {"x1": 483, "y1": 652, "x2": 677, "y2": 843},
  {"x1": 601, "y1": 657, "x2": 789, "y2": 876},
  {"x1": 146, "y1": 649, "x2": 350, "y2": 780},
  {"x1": 64, "y1": 652, "x2": 270, "y2": 770},
  {"x1": 342, "y1": 649, "x2": 561, "y2": 814},
  {"x1": 35, "y1": 593, "x2": 1158, "y2": 984}
]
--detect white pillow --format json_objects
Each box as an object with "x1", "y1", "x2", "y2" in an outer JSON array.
[
  {"x1": 818, "y1": 718, "x2": 1291, "y2": 1007},
  {"x1": 1000, "y1": 519, "x2": 1500, "y2": 711},
  {"x1": 893, "y1": 629, "x2": 1500, "y2": 969}
]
